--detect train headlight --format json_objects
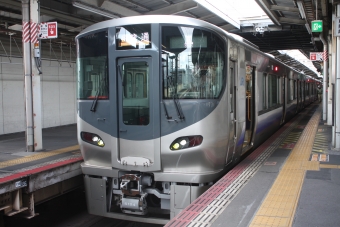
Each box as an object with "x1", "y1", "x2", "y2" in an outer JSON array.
[
  {"x1": 81, "y1": 132, "x2": 105, "y2": 147},
  {"x1": 97, "y1": 140, "x2": 105, "y2": 147},
  {"x1": 170, "y1": 136, "x2": 203, "y2": 150},
  {"x1": 180, "y1": 139, "x2": 187, "y2": 146},
  {"x1": 172, "y1": 143, "x2": 180, "y2": 150}
]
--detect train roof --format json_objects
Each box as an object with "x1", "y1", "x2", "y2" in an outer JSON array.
[
  {"x1": 76, "y1": 15, "x2": 318, "y2": 78},
  {"x1": 77, "y1": 15, "x2": 257, "y2": 50},
  {"x1": 77, "y1": 15, "x2": 214, "y2": 36}
]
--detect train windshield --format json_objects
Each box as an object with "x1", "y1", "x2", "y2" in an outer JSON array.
[
  {"x1": 77, "y1": 31, "x2": 109, "y2": 100},
  {"x1": 116, "y1": 24, "x2": 151, "y2": 50},
  {"x1": 162, "y1": 26, "x2": 225, "y2": 99}
]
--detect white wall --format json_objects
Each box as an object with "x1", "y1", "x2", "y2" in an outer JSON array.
[{"x1": 0, "y1": 56, "x2": 76, "y2": 135}]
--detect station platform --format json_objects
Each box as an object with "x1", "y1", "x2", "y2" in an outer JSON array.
[
  {"x1": 0, "y1": 124, "x2": 81, "y2": 218},
  {"x1": 166, "y1": 103, "x2": 340, "y2": 227}
]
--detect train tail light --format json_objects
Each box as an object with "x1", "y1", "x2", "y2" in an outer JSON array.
[
  {"x1": 170, "y1": 136, "x2": 203, "y2": 150},
  {"x1": 273, "y1": 66, "x2": 279, "y2": 72},
  {"x1": 81, "y1": 132, "x2": 105, "y2": 147}
]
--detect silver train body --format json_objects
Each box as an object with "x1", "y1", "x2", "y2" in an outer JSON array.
[{"x1": 76, "y1": 15, "x2": 318, "y2": 224}]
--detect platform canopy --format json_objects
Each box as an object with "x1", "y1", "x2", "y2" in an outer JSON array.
[{"x1": 0, "y1": 0, "x2": 331, "y2": 77}]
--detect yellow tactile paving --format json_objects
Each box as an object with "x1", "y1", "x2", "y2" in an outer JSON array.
[
  {"x1": 0, "y1": 145, "x2": 80, "y2": 168},
  {"x1": 319, "y1": 164, "x2": 339, "y2": 169},
  {"x1": 301, "y1": 161, "x2": 319, "y2": 171},
  {"x1": 251, "y1": 216, "x2": 290, "y2": 227},
  {"x1": 249, "y1": 108, "x2": 321, "y2": 227}
]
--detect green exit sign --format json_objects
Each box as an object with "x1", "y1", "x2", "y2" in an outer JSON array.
[{"x1": 311, "y1": 20, "x2": 323, "y2": 32}]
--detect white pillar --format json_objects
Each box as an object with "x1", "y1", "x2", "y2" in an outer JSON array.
[
  {"x1": 328, "y1": 30, "x2": 334, "y2": 127},
  {"x1": 22, "y1": 0, "x2": 34, "y2": 152},
  {"x1": 30, "y1": 0, "x2": 43, "y2": 151},
  {"x1": 335, "y1": 4, "x2": 340, "y2": 148},
  {"x1": 320, "y1": 33, "x2": 328, "y2": 121}
]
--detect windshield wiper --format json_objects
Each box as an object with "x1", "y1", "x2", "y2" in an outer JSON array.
[
  {"x1": 90, "y1": 90, "x2": 100, "y2": 112},
  {"x1": 163, "y1": 101, "x2": 172, "y2": 120},
  {"x1": 173, "y1": 94, "x2": 185, "y2": 120},
  {"x1": 90, "y1": 58, "x2": 108, "y2": 112}
]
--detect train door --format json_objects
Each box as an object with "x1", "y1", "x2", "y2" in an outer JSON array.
[
  {"x1": 226, "y1": 60, "x2": 237, "y2": 164},
  {"x1": 243, "y1": 65, "x2": 255, "y2": 151},
  {"x1": 115, "y1": 57, "x2": 161, "y2": 170}
]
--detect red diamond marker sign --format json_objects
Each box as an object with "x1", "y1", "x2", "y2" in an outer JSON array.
[{"x1": 39, "y1": 22, "x2": 58, "y2": 39}]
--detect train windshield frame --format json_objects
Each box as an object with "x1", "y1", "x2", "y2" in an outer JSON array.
[
  {"x1": 161, "y1": 25, "x2": 225, "y2": 99},
  {"x1": 77, "y1": 31, "x2": 109, "y2": 100}
]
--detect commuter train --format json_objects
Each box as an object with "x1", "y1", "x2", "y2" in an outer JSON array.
[{"x1": 76, "y1": 15, "x2": 318, "y2": 224}]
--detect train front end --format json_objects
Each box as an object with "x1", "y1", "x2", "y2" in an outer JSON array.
[{"x1": 76, "y1": 16, "x2": 230, "y2": 224}]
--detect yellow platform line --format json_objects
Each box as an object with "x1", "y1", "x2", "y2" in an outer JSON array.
[
  {"x1": 249, "y1": 108, "x2": 321, "y2": 227},
  {"x1": 0, "y1": 145, "x2": 80, "y2": 169}
]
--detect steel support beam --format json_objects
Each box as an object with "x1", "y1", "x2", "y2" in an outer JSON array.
[
  {"x1": 73, "y1": 0, "x2": 139, "y2": 17},
  {"x1": 145, "y1": 0, "x2": 198, "y2": 15},
  {"x1": 270, "y1": 5, "x2": 299, "y2": 13},
  {"x1": 1, "y1": 0, "x2": 95, "y2": 26},
  {"x1": 255, "y1": 0, "x2": 281, "y2": 26},
  {"x1": 279, "y1": 17, "x2": 306, "y2": 25},
  {"x1": 99, "y1": 0, "x2": 140, "y2": 16}
]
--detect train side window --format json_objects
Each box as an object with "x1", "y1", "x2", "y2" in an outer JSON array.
[
  {"x1": 230, "y1": 66, "x2": 234, "y2": 113},
  {"x1": 306, "y1": 82, "x2": 310, "y2": 96},
  {"x1": 262, "y1": 73, "x2": 267, "y2": 110},
  {"x1": 278, "y1": 77, "x2": 282, "y2": 104},
  {"x1": 293, "y1": 80, "x2": 297, "y2": 99},
  {"x1": 77, "y1": 31, "x2": 109, "y2": 100},
  {"x1": 268, "y1": 74, "x2": 279, "y2": 108},
  {"x1": 288, "y1": 79, "x2": 293, "y2": 102},
  {"x1": 287, "y1": 78, "x2": 290, "y2": 103}
]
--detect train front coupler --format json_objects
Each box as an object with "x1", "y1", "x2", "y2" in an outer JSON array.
[{"x1": 119, "y1": 173, "x2": 152, "y2": 215}]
